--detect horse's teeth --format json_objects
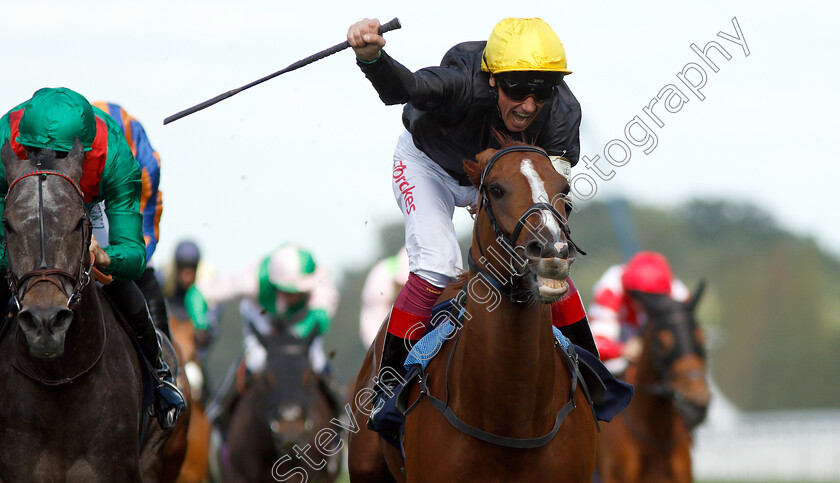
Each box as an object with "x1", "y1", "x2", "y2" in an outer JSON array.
[{"x1": 537, "y1": 276, "x2": 566, "y2": 290}]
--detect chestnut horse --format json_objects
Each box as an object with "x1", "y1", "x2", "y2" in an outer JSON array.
[
  {"x1": 165, "y1": 314, "x2": 212, "y2": 483},
  {"x1": 595, "y1": 287, "x2": 711, "y2": 483},
  {"x1": 348, "y1": 143, "x2": 598, "y2": 482},
  {"x1": 0, "y1": 140, "x2": 175, "y2": 481}
]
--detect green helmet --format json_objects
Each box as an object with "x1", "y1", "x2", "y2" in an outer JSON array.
[{"x1": 16, "y1": 87, "x2": 96, "y2": 152}]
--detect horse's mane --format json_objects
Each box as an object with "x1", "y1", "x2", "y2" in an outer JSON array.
[{"x1": 463, "y1": 130, "x2": 547, "y2": 186}]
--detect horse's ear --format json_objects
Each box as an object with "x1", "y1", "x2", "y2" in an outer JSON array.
[
  {"x1": 687, "y1": 279, "x2": 706, "y2": 313},
  {"x1": 2, "y1": 140, "x2": 27, "y2": 185},
  {"x1": 464, "y1": 148, "x2": 496, "y2": 188},
  {"x1": 1, "y1": 140, "x2": 16, "y2": 167},
  {"x1": 64, "y1": 137, "x2": 85, "y2": 182}
]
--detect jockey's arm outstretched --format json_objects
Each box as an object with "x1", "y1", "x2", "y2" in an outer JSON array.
[{"x1": 347, "y1": 17, "x2": 598, "y2": 427}]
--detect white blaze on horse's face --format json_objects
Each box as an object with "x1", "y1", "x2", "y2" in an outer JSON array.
[
  {"x1": 519, "y1": 159, "x2": 565, "y2": 244},
  {"x1": 518, "y1": 157, "x2": 570, "y2": 301}
]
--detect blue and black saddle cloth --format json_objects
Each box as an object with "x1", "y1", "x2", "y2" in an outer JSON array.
[{"x1": 369, "y1": 299, "x2": 634, "y2": 450}]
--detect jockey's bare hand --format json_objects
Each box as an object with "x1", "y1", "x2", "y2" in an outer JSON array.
[
  {"x1": 348, "y1": 18, "x2": 385, "y2": 62},
  {"x1": 623, "y1": 336, "x2": 643, "y2": 363},
  {"x1": 89, "y1": 234, "x2": 111, "y2": 270}
]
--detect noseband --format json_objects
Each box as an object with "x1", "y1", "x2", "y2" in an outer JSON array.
[
  {"x1": 4, "y1": 170, "x2": 92, "y2": 313},
  {"x1": 471, "y1": 146, "x2": 585, "y2": 301}
]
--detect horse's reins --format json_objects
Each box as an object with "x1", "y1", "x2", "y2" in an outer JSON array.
[
  {"x1": 4, "y1": 169, "x2": 93, "y2": 313},
  {"x1": 471, "y1": 146, "x2": 585, "y2": 302}
]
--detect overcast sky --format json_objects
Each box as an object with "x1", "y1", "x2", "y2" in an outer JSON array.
[{"x1": 2, "y1": 0, "x2": 838, "y2": 278}]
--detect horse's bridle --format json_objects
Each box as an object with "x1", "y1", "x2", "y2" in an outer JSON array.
[
  {"x1": 470, "y1": 146, "x2": 585, "y2": 301},
  {"x1": 4, "y1": 169, "x2": 93, "y2": 313}
]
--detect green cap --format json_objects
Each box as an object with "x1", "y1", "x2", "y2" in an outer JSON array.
[{"x1": 16, "y1": 87, "x2": 96, "y2": 152}]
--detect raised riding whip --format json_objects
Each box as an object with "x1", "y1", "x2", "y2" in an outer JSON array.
[{"x1": 163, "y1": 17, "x2": 402, "y2": 125}]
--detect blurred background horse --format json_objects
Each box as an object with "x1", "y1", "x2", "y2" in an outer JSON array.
[
  {"x1": 223, "y1": 330, "x2": 341, "y2": 482},
  {"x1": 165, "y1": 313, "x2": 212, "y2": 483},
  {"x1": 596, "y1": 285, "x2": 711, "y2": 483}
]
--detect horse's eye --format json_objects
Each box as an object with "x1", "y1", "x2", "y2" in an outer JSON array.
[
  {"x1": 2, "y1": 219, "x2": 13, "y2": 235},
  {"x1": 488, "y1": 185, "x2": 504, "y2": 199}
]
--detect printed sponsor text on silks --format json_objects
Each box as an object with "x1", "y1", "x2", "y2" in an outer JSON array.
[{"x1": 393, "y1": 160, "x2": 416, "y2": 214}]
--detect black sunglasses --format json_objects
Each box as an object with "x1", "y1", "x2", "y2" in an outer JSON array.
[{"x1": 496, "y1": 77, "x2": 555, "y2": 102}]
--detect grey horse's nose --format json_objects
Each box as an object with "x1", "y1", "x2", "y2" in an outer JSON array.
[{"x1": 19, "y1": 306, "x2": 73, "y2": 334}]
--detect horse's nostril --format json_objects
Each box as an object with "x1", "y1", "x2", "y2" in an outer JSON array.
[
  {"x1": 17, "y1": 307, "x2": 73, "y2": 335},
  {"x1": 52, "y1": 308, "x2": 73, "y2": 333},
  {"x1": 525, "y1": 240, "x2": 543, "y2": 259},
  {"x1": 18, "y1": 310, "x2": 37, "y2": 331},
  {"x1": 554, "y1": 242, "x2": 569, "y2": 259}
]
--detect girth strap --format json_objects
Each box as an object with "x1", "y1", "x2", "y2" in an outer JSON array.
[
  {"x1": 405, "y1": 329, "x2": 586, "y2": 449},
  {"x1": 418, "y1": 375, "x2": 576, "y2": 449}
]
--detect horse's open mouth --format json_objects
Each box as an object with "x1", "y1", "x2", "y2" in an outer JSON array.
[
  {"x1": 536, "y1": 276, "x2": 568, "y2": 298},
  {"x1": 530, "y1": 257, "x2": 571, "y2": 302}
]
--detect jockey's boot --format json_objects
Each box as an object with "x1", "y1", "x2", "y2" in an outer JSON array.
[
  {"x1": 367, "y1": 332, "x2": 412, "y2": 430},
  {"x1": 367, "y1": 273, "x2": 443, "y2": 430},
  {"x1": 133, "y1": 309, "x2": 186, "y2": 430},
  {"x1": 103, "y1": 279, "x2": 186, "y2": 429},
  {"x1": 146, "y1": 296, "x2": 172, "y2": 341}
]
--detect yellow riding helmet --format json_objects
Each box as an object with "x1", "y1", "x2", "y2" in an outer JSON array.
[{"x1": 481, "y1": 18, "x2": 572, "y2": 75}]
